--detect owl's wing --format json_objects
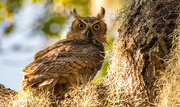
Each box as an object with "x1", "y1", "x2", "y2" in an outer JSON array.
[
  {"x1": 34, "y1": 39, "x2": 69, "y2": 60},
  {"x1": 21, "y1": 39, "x2": 104, "y2": 90}
]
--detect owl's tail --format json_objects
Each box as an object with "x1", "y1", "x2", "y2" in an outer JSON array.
[{"x1": 20, "y1": 73, "x2": 59, "y2": 92}]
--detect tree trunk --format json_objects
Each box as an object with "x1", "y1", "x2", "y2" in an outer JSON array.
[
  {"x1": 57, "y1": 0, "x2": 179, "y2": 106},
  {"x1": 117, "y1": 0, "x2": 179, "y2": 104}
]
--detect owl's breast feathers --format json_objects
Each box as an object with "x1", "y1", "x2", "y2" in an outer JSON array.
[{"x1": 21, "y1": 39, "x2": 104, "y2": 93}]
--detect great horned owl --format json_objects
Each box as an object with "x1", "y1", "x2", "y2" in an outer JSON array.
[{"x1": 20, "y1": 7, "x2": 107, "y2": 95}]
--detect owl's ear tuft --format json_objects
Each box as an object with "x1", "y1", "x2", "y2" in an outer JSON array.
[
  {"x1": 70, "y1": 7, "x2": 81, "y2": 18},
  {"x1": 96, "y1": 7, "x2": 105, "y2": 19}
]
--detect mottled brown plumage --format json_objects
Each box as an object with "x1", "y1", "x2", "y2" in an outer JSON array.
[{"x1": 21, "y1": 7, "x2": 107, "y2": 95}]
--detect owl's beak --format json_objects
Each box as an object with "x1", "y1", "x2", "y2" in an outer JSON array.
[{"x1": 86, "y1": 27, "x2": 93, "y2": 38}]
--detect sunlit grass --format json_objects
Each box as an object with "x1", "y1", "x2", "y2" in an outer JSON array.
[
  {"x1": 10, "y1": 87, "x2": 56, "y2": 107},
  {"x1": 155, "y1": 34, "x2": 180, "y2": 107}
]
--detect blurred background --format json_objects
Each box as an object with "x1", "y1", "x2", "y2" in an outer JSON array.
[{"x1": 0, "y1": 0, "x2": 123, "y2": 91}]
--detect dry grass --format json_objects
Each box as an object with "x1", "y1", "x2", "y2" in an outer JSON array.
[
  {"x1": 102, "y1": 39, "x2": 136, "y2": 106},
  {"x1": 58, "y1": 82, "x2": 101, "y2": 106},
  {"x1": 155, "y1": 33, "x2": 180, "y2": 107},
  {"x1": 10, "y1": 87, "x2": 56, "y2": 107}
]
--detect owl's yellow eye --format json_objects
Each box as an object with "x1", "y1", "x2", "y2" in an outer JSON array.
[
  {"x1": 93, "y1": 24, "x2": 101, "y2": 31},
  {"x1": 78, "y1": 23, "x2": 85, "y2": 30}
]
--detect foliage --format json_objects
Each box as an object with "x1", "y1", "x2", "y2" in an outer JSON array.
[
  {"x1": 0, "y1": 0, "x2": 22, "y2": 21},
  {"x1": 93, "y1": 34, "x2": 114, "y2": 83},
  {"x1": 0, "y1": 0, "x2": 90, "y2": 36}
]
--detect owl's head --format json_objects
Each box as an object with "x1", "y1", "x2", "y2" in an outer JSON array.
[{"x1": 67, "y1": 7, "x2": 107, "y2": 44}]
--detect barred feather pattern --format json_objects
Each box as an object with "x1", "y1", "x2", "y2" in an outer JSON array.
[{"x1": 20, "y1": 39, "x2": 104, "y2": 95}]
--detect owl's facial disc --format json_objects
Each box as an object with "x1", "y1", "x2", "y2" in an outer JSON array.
[{"x1": 86, "y1": 27, "x2": 93, "y2": 38}]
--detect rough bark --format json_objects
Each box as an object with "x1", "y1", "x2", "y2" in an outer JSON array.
[
  {"x1": 117, "y1": 0, "x2": 179, "y2": 104},
  {"x1": 57, "y1": 0, "x2": 180, "y2": 106}
]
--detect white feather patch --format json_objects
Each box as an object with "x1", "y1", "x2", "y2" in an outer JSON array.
[{"x1": 38, "y1": 78, "x2": 54, "y2": 87}]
